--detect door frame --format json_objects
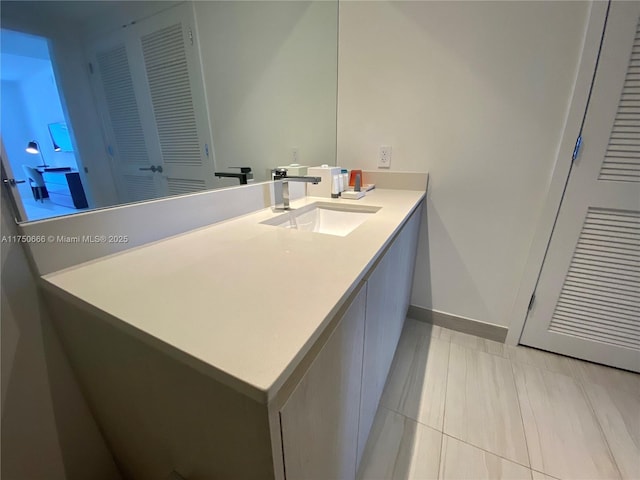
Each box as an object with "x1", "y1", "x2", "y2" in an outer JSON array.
[
  {"x1": 506, "y1": 1, "x2": 611, "y2": 346},
  {"x1": 0, "y1": 136, "x2": 28, "y2": 222}
]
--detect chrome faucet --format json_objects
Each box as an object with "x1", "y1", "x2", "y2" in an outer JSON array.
[
  {"x1": 272, "y1": 168, "x2": 321, "y2": 210},
  {"x1": 214, "y1": 166, "x2": 253, "y2": 185}
]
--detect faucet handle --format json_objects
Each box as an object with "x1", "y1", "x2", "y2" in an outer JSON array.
[
  {"x1": 272, "y1": 168, "x2": 287, "y2": 179},
  {"x1": 230, "y1": 166, "x2": 252, "y2": 173}
]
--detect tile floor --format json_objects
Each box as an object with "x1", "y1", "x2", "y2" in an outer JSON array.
[{"x1": 357, "y1": 319, "x2": 640, "y2": 480}]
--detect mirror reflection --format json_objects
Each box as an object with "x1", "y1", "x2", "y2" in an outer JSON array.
[
  {"x1": 48, "y1": 122, "x2": 73, "y2": 152},
  {"x1": 0, "y1": 1, "x2": 338, "y2": 222}
]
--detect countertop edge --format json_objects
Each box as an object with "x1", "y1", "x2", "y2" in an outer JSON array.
[
  {"x1": 40, "y1": 190, "x2": 426, "y2": 405},
  {"x1": 38, "y1": 278, "x2": 270, "y2": 404}
]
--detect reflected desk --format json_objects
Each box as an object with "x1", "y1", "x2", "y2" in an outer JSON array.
[{"x1": 37, "y1": 167, "x2": 88, "y2": 209}]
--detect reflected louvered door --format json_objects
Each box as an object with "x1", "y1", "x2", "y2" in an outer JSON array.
[
  {"x1": 87, "y1": 3, "x2": 214, "y2": 202},
  {"x1": 521, "y1": 2, "x2": 640, "y2": 372},
  {"x1": 137, "y1": 4, "x2": 215, "y2": 196},
  {"x1": 90, "y1": 39, "x2": 163, "y2": 203}
]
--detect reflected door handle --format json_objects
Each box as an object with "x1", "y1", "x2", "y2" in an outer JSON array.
[
  {"x1": 139, "y1": 165, "x2": 163, "y2": 173},
  {"x1": 3, "y1": 178, "x2": 26, "y2": 186}
]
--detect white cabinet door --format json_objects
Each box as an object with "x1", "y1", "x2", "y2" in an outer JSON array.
[
  {"x1": 521, "y1": 3, "x2": 640, "y2": 372},
  {"x1": 87, "y1": 3, "x2": 215, "y2": 204},
  {"x1": 280, "y1": 285, "x2": 366, "y2": 480},
  {"x1": 357, "y1": 204, "x2": 422, "y2": 467}
]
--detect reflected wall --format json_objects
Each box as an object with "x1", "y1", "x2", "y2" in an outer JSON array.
[{"x1": 0, "y1": 1, "x2": 338, "y2": 222}]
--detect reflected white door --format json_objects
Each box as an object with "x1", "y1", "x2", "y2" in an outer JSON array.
[
  {"x1": 89, "y1": 33, "x2": 162, "y2": 203},
  {"x1": 1, "y1": 137, "x2": 28, "y2": 222},
  {"x1": 87, "y1": 3, "x2": 216, "y2": 203},
  {"x1": 521, "y1": 2, "x2": 640, "y2": 372}
]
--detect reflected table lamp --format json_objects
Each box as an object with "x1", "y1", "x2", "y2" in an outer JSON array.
[{"x1": 25, "y1": 140, "x2": 50, "y2": 168}]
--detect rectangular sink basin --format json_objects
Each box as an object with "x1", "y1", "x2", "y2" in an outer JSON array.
[{"x1": 261, "y1": 202, "x2": 381, "y2": 237}]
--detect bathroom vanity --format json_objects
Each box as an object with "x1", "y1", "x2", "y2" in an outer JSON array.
[{"x1": 39, "y1": 188, "x2": 424, "y2": 479}]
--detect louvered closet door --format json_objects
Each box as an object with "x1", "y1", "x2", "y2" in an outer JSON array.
[
  {"x1": 90, "y1": 37, "x2": 163, "y2": 203},
  {"x1": 87, "y1": 3, "x2": 215, "y2": 203},
  {"x1": 521, "y1": 2, "x2": 640, "y2": 372},
  {"x1": 137, "y1": 4, "x2": 215, "y2": 196}
]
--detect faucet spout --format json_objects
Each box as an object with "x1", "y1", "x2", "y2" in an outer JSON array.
[
  {"x1": 272, "y1": 169, "x2": 322, "y2": 210},
  {"x1": 282, "y1": 176, "x2": 322, "y2": 183}
]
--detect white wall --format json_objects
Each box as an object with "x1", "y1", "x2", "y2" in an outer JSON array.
[
  {"x1": 1, "y1": 189, "x2": 122, "y2": 479},
  {"x1": 195, "y1": 1, "x2": 338, "y2": 183},
  {"x1": 338, "y1": 1, "x2": 590, "y2": 328}
]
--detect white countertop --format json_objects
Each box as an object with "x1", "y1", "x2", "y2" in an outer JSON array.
[{"x1": 41, "y1": 189, "x2": 425, "y2": 403}]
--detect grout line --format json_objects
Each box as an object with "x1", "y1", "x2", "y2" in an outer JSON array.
[
  {"x1": 374, "y1": 405, "x2": 445, "y2": 477},
  {"x1": 407, "y1": 320, "x2": 448, "y2": 477},
  {"x1": 440, "y1": 333, "x2": 451, "y2": 434},
  {"x1": 442, "y1": 343, "x2": 533, "y2": 470},
  {"x1": 442, "y1": 432, "x2": 533, "y2": 471},
  {"x1": 380, "y1": 403, "x2": 444, "y2": 433},
  {"x1": 515, "y1": 363, "x2": 565, "y2": 477},
  {"x1": 531, "y1": 469, "x2": 562, "y2": 480},
  {"x1": 438, "y1": 434, "x2": 447, "y2": 479},
  {"x1": 437, "y1": 338, "x2": 453, "y2": 478},
  {"x1": 380, "y1": 322, "x2": 449, "y2": 432},
  {"x1": 574, "y1": 375, "x2": 625, "y2": 479},
  {"x1": 380, "y1": 405, "x2": 443, "y2": 437},
  {"x1": 509, "y1": 359, "x2": 534, "y2": 470},
  {"x1": 388, "y1": 405, "x2": 444, "y2": 435}
]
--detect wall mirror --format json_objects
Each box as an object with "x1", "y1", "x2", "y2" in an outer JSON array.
[{"x1": 0, "y1": 1, "x2": 338, "y2": 223}]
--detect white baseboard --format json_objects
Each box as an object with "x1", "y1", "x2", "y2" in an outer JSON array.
[{"x1": 407, "y1": 305, "x2": 508, "y2": 343}]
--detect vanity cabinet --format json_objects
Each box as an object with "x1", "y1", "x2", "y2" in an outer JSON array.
[
  {"x1": 357, "y1": 205, "x2": 421, "y2": 466},
  {"x1": 277, "y1": 202, "x2": 423, "y2": 478},
  {"x1": 41, "y1": 195, "x2": 425, "y2": 480},
  {"x1": 280, "y1": 286, "x2": 366, "y2": 479}
]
